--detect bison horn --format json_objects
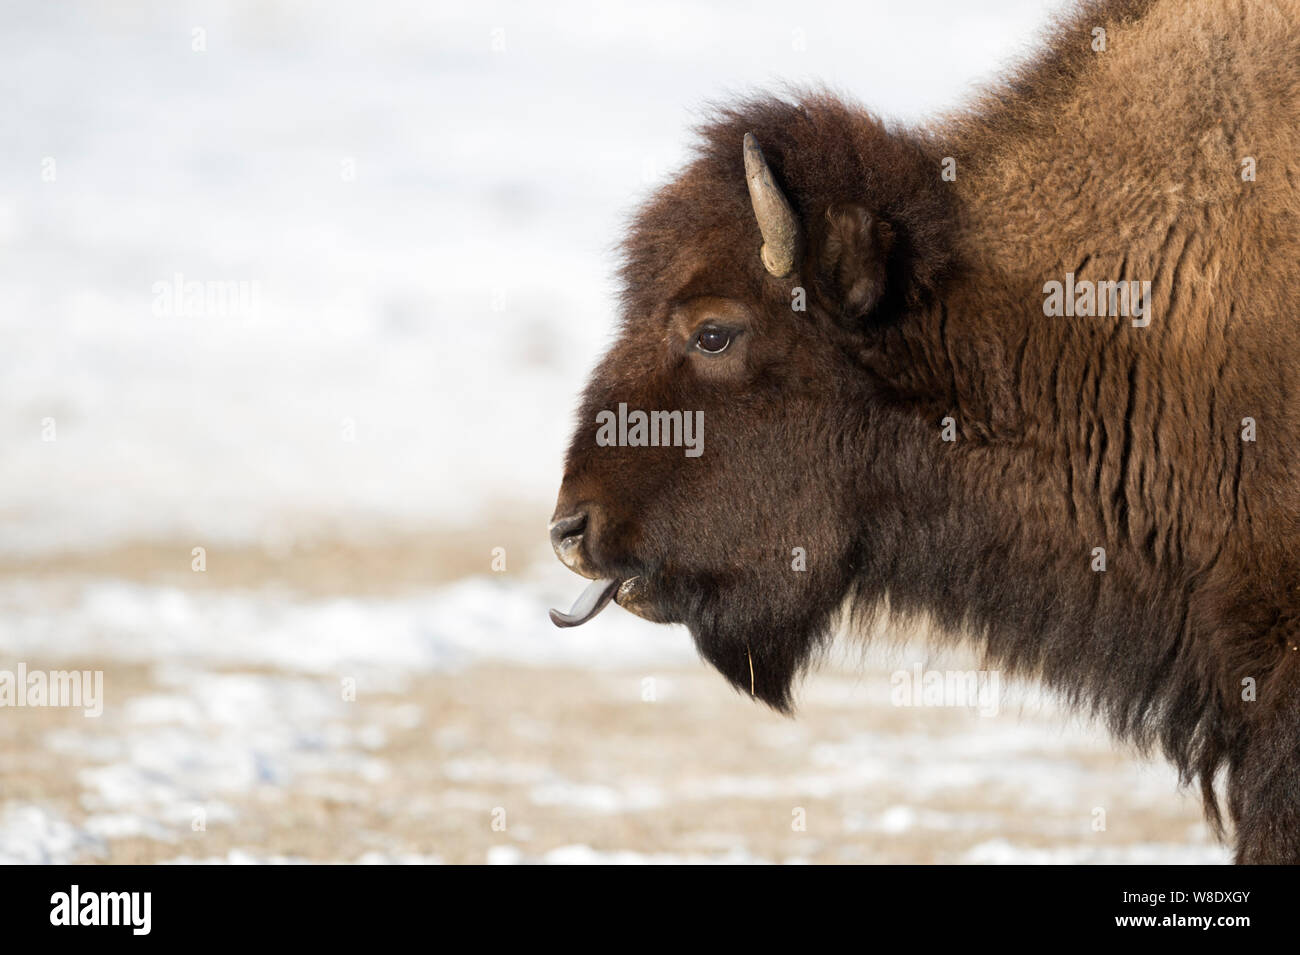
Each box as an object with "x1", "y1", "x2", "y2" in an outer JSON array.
[{"x1": 743, "y1": 132, "x2": 800, "y2": 277}]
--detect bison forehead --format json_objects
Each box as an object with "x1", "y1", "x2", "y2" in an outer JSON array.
[
  {"x1": 617, "y1": 186, "x2": 765, "y2": 320},
  {"x1": 616, "y1": 93, "x2": 953, "y2": 322}
]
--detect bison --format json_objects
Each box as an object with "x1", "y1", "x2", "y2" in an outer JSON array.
[{"x1": 548, "y1": 0, "x2": 1300, "y2": 863}]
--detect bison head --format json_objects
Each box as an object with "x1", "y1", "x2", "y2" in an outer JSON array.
[{"x1": 550, "y1": 96, "x2": 958, "y2": 711}]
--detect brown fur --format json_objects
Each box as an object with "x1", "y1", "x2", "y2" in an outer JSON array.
[{"x1": 552, "y1": 0, "x2": 1300, "y2": 862}]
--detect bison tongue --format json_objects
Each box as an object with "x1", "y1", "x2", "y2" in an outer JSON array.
[{"x1": 549, "y1": 578, "x2": 621, "y2": 628}]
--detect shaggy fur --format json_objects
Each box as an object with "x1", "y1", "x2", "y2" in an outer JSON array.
[{"x1": 552, "y1": 0, "x2": 1300, "y2": 862}]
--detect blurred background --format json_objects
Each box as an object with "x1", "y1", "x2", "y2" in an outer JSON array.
[{"x1": 0, "y1": 0, "x2": 1226, "y2": 863}]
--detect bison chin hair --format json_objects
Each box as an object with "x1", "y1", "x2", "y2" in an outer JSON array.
[{"x1": 660, "y1": 573, "x2": 846, "y2": 713}]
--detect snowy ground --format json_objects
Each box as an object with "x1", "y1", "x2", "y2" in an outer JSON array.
[
  {"x1": 0, "y1": 597, "x2": 1227, "y2": 864},
  {"x1": 0, "y1": 554, "x2": 1229, "y2": 864},
  {"x1": 0, "y1": 0, "x2": 1231, "y2": 864}
]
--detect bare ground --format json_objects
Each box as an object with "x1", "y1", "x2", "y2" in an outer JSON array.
[
  {"x1": 0, "y1": 535, "x2": 1227, "y2": 864},
  {"x1": 0, "y1": 654, "x2": 1224, "y2": 864}
]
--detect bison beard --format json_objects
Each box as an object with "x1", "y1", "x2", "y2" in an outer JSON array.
[
  {"x1": 655, "y1": 572, "x2": 847, "y2": 712},
  {"x1": 550, "y1": 0, "x2": 1300, "y2": 863}
]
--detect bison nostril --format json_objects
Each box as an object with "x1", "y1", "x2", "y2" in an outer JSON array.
[{"x1": 548, "y1": 510, "x2": 588, "y2": 549}]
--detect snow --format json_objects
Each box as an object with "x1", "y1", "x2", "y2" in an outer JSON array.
[
  {"x1": 0, "y1": 566, "x2": 700, "y2": 675},
  {"x1": 0, "y1": 0, "x2": 1064, "y2": 556},
  {"x1": 0, "y1": 805, "x2": 106, "y2": 864}
]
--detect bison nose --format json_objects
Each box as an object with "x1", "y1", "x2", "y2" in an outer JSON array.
[
  {"x1": 549, "y1": 509, "x2": 588, "y2": 551},
  {"x1": 549, "y1": 508, "x2": 596, "y2": 575}
]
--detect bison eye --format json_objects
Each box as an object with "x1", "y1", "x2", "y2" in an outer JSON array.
[{"x1": 694, "y1": 327, "x2": 732, "y2": 354}]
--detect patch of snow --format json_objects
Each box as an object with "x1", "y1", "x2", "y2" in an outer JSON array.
[{"x1": 0, "y1": 805, "x2": 105, "y2": 864}]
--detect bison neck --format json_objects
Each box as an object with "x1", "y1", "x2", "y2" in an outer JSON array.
[{"x1": 856, "y1": 0, "x2": 1300, "y2": 812}]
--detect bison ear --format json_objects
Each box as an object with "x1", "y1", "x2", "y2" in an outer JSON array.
[{"x1": 815, "y1": 202, "x2": 894, "y2": 322}]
